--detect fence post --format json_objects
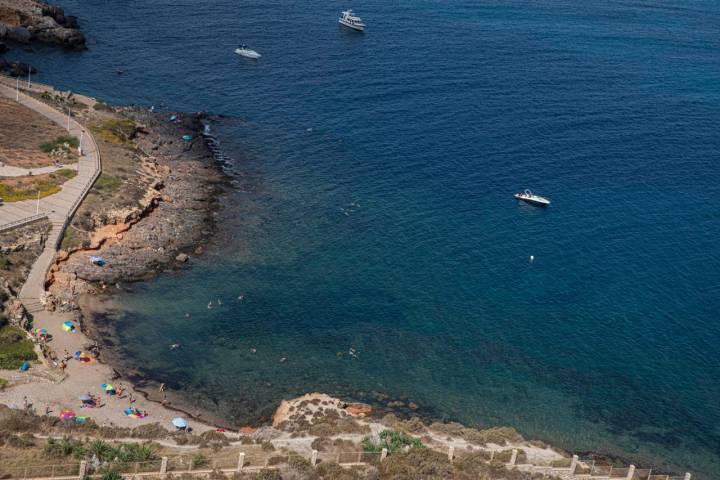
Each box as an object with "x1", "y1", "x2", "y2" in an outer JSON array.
[
  {"x1": 510, "y1": 449, "x2": 518, "y2": 465},
  {"x1": 570, "y1": 455, "x2": 578, "y2": 473},
  {"x1": 380, "y1": 448, "x2": 388, "y2": 462},
  {"x1": 310, "y1": 450, "x2": 318, "y2": 467},
  {"x1": 160, "y1": 457, "x2": 168, "y2": 474},
  {"x1": 626, "y1": 465, "x2": 635, "y2": 480},
  {"x1": 684, "y1": 473, "x2": 691, "y2": 480},
  {"x1": 78, "y1": 461, "x2": 87, "y2": 479},
  {"x1": 448, "y1": 446, "x2": 455, "y2": 462},
  {"x1": 236, "y1": 452, "x2": 245, "y2": 472}
]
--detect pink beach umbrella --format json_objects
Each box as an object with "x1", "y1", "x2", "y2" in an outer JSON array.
[{"x1": 59, "y1": 409, "x2": 76, "y2": 420}]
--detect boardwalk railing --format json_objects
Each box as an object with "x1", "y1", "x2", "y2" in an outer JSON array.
[
  {"x1": 0, "y1": 446, "x2": 693, "y2": 480},
  {"x1": 0, "y1": 213, "x2": 49, "y2": 234},
  {"x1": 0, "y1": 74, "x2": 102, "y2": 242},
  {"x1": 53, "y1": 122, "x2": 102, "y2": 250}
]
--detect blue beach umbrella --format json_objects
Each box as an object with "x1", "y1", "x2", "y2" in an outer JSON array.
[{"x1": 172, "y1": 417, "x2": 188, "y2": 429}]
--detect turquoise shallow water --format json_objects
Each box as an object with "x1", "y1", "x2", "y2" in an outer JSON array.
[{"x1": 8, "y1": 0, "x2": 720, "y2": 476}]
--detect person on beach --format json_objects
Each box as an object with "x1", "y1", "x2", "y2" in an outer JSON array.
[
  {"x1": 128, "y1": 392, "x2": 135, "y2": 403},
  {"x1": 159, "y1": 383, "x2": 167, "y2": 393}
]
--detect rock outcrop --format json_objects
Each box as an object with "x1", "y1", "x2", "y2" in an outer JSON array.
[{"x1": 0, "y1": 0, "x2": 85, "y2": 49}]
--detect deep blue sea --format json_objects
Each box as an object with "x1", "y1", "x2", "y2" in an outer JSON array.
[{"x1": 9, "y1": 0, "x2": 720, "y2": 477}]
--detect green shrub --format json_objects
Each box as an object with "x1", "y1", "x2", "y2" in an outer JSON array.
[
  {"x1": 116, "y1": 442, "x2": 156, "y2": 462},
  {"x1": 362, "y1": 429, "x2": 424, "y2": 454},
  {"x1": 39, "y1": 135, "x2": 79, "y2": 153},
  {"x1": 45, "y1": 437, "x2": 86, "y2": 458},
  {"x1": 87, "y1": 440, "x2": 116, "y2": 462},
  {"x1": 0, "y1": 325, "x2": 37, "y2": 369},
  {"x1": 253, "y1": 469, "x2": 281, "y2": 480},
  {"x1": 287, "y1": 453, "x2": 312, "y2": 475},
  {"x1": 100, "y1": 470, "x2": 122, "y2": 480},
  {"x1": 191, "y1": 452, "x2": 209, "y2": 468}
]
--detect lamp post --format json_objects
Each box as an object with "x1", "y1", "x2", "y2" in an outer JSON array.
[
  {"x1": 27, "y1": 68, "x2": 31, "y2": 89},
  {"x1": 15, "y1": 76, "x2": 19, "y2": 101},
  {"x1": 67, "y1": 108, "x2": 71, "y2": 131}
]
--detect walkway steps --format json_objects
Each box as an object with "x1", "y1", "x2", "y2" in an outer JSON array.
[{"x1": 0, "y1": 79, "x2": 102, "y2": 311}]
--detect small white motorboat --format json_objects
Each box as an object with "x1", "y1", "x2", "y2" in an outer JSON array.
[
  {"x1": 514, "y1": 189, "x2": 551, "y2": 207},
  {"x1": 338, "y1": 10, "x2": 366, "y2": 31},
  {"x1": 235, "y1": 45, "x2": 261, "y2": 59}
]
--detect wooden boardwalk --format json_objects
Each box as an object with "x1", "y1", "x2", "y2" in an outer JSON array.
[{"x1": 0, "y1": 80, "x2": 101, "y2": 311}]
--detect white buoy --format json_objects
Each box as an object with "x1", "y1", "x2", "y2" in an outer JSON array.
[{"x1": 529, "y1": 255, "x2": 535, "y2": 263}]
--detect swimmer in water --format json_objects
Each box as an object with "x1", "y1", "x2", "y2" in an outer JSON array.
[
  {"x1": 207, "y1": 301, "x2": 213, "y2": 309},
  {"x1": 170, "y1": 343, "x2": 180, "y2": 350},
  {"x1": 238, "y1": 295, "x2": 244, "y2": 301}
]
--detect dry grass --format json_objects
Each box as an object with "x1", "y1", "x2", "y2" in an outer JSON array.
[
  {"x1": 0, "y1": 169, "x2": 77, "y2": 202},
  {"x1": 89, "y1": 119, "x2": 138, "y2": 145},
  {"x1": 0, "y1": 98, "x2": 70, "y2": 168}
]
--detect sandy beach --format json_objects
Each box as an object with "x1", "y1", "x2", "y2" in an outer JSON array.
[{"x1": 0, "y1": 305, "x2": 215, "y2": 433}]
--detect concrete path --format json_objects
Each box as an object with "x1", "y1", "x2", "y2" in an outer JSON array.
[
  {"x1": 0, "y1": 162, "x2": 78, "y2": 177},
  {"x1": 0, "y1": 80, "x2": 101, "y2": 308}
]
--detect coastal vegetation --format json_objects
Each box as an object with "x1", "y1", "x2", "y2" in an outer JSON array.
[
  {"x1": 90, "y1": 119, "x2": 138, "y2": 145},
  {"x1": 0, "y1": 169, "x2": 77, "y2": 202},
  {"x1": 39, "y1": 135, "x2": 79, "y2": 154},
  {"x1": 0, "y1": 325, "x2": 37, "y2": 369},
  {"x1": 361, "y1": 429, "x2": 425, "y2": 454},
  {"x1": 92, "y1": 173, "x2": 123, "y2": 193}
]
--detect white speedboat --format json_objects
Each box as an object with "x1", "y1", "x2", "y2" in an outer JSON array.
[
  {"x1": 514, "y1": 189, "x2": 551, "y2": 207},
  {"x1": 338, "y1": 10, "x2": 365, "y2": 31},
  {"x1": 235, "y1": 45, "x2": 261, "y2": 59}
]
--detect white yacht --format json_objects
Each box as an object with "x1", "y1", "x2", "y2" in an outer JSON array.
[
  {"x1": 338, "y1": 10, "x2": 365, "y2": 31},
  {"x1": 235, "y1": 45, "x2": 261, "y2": 59},
  {"x1": 514, "y1": 189, "x2": 551, "y2": 207}
]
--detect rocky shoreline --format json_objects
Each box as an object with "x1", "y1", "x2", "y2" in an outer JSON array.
[
  {"x1": 0, "y1": 0, "x2": 85, "y2": 50},
  {"x1": 46, "y1": 108, "x2": 228, "y2": 303}
]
